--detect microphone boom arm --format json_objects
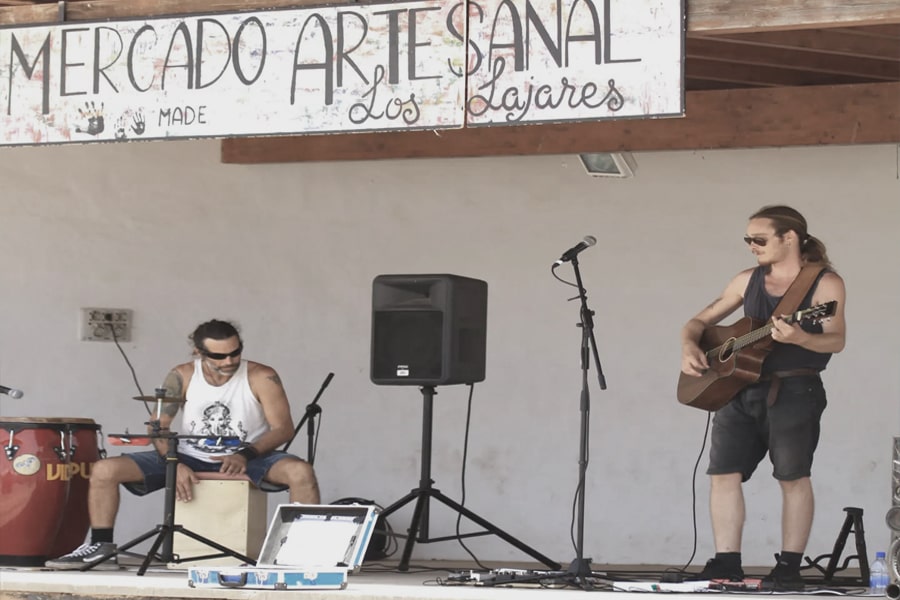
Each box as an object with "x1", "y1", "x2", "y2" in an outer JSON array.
[{"x1": 280, "y1": 372, "x2": 334, "y2": 459}]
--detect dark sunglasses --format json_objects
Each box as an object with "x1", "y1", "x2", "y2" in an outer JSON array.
[
  {"x1": 201, "y1": 345, "x2": 243, "y2": 360},
  {"x1": 743, "y1": 235, "x2": 769, "y2": 247}
]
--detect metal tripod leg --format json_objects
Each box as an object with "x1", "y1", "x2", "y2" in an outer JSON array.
[
  {"x1": 378, "y1": 386, "x2": 560, "y2": 572},
  {"x1": 79, "y1": 431, "x2": 257, "y2": 576}
]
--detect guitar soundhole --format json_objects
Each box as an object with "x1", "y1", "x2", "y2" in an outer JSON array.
[{"x1": 718, "y1": 338, "x2": 736, "y2": 362}]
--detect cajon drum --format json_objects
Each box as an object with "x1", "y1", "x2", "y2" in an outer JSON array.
[{"x1": 171, "y1": 472, "x2": 267, "y2": 567}]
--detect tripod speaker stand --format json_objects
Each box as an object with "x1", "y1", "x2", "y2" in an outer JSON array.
[
  {"x1": 87, "y1": 418, "x2": 256, "y2": 575},
  {"x1": 378, "y1": 385, "x2": 561, "y2": 572}
]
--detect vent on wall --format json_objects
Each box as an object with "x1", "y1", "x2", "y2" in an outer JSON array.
[{"x1": 579, "y1": 152, "x2": 637, "y2": 178}]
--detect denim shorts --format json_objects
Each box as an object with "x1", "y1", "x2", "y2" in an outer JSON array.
[
  {"x1": 122, "y1": 450, "x2": 298, "y2": 495},
  {"x1": 707, "y1": 375, "x2": 827, "y2": 482}
]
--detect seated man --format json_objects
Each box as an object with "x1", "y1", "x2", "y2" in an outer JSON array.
[{"x1": 46, "y1": 319, "x2": 320, "y2": 569}]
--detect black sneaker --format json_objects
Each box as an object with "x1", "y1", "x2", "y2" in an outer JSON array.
[
  {"x1": 761, "y1": 555, "x2": 805, "y2": 591},
  {"x1": 688, "y1": 558, "x2": 744, "y2": 581},
  {"x1": 44, "y1": 542, "x2": 120, "y2": 571}
]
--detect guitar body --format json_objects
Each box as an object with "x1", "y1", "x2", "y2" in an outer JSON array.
[{"x1": 677, "y1": 316, "x2": 770, "y2": 411}]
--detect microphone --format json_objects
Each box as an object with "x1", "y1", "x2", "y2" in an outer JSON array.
[
  {"x1": 0, "y1": 385, "x2": 24, "y2": 399},
  {"x1": 554, "y1": 235, "x2": 597, "y2": 266}
]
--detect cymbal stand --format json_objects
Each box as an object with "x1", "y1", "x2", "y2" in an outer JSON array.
[{"x1": 84, "y1": 394, "x2": 255, "y2": 575}]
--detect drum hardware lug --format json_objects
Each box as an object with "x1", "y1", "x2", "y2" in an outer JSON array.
[
  {"x1": 4, "y1": 443, "x2": 18, "y2": 460},
  {"x1": 68, "y1": 442, "x2": 78, "y2": 460},
  {"x1": 56, "y1": 430, "x2": 67, "y2": 461},
  {"x1": 98, "y1": 430, "x2": 107, "y2": 459}
]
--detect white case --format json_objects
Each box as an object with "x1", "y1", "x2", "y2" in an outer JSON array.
[{"x1": 188, "y1": 503, "x2": 378, "y2": 590}]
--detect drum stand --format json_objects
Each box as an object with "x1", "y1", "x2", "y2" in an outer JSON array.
[{"x1": 83, "y1": 427, "x2": 255, "y2": 576}]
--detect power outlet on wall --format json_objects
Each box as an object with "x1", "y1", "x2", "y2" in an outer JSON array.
[{"x1": 80, "y1": 308, "x2": 133, "y2": 342}]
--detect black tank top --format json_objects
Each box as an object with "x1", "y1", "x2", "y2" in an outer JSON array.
[{"x1": 743, "y1": 266, "x2": 831, "y2": 374}]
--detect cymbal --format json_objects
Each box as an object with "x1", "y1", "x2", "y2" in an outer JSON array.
[{"x1": 132, "y1": 395, "x2": 185, "y2": 403}]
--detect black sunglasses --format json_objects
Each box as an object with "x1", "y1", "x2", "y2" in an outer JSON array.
[
  {"x1": 201, "y1": 345, "x2": 243, "y2": 360},
  {"x1": 743, "y1": 235, "x2": 769, "y2": 247}
]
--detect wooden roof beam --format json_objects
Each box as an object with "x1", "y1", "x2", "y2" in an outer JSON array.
[
  {"x1": 220, "y1": 81, "x2": 900, "y2": 163},
  {"x1": 2, "y1": 0, "x2": 900, "y2": 32}
]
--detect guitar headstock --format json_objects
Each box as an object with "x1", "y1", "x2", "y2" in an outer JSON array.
[{"x1": 797, "y1": 300, "x2": 838, "y2": 325}]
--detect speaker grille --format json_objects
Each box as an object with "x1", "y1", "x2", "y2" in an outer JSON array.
[{"x1": 372, "y1": 311, "x2": 443, "y2": 381}]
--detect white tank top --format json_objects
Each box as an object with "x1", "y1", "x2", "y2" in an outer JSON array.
[{"x1": 178, "y1": 359, "x2": 269, "y2": 462}]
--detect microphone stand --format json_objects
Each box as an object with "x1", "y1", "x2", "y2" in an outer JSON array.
[
  {"x1": 477, "y1": 258, "x2": 608, "y2": 590},
  {"x1": 564, "y1": 255, "x2": 607, "y2": 589},
  {"x1": 281, "y1": 372, "x2": 333, "y2": 465}
]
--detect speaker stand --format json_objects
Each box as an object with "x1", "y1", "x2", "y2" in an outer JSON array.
[{"x1": 378, "y1": 385, "x2": 560, "y2": 572}]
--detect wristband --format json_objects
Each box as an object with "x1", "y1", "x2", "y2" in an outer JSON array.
[{"x1": 236, "y1": 446, "x2": 259, "y2": 461}]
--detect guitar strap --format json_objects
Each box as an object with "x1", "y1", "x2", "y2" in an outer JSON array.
[
  {"x1": 757, "y1": 263, "x2": 826, "y2": 405},
  {"x1": 769, "y1": 264, "x2": 826, "y2": 334},
  {"x1": 754, "y1": 264, "x2": 825, "y2": 353}
]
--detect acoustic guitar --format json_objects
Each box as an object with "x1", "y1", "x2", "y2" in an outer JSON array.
[{"x1": 677, "y1": 301, "x2": 838, "y2": 411}]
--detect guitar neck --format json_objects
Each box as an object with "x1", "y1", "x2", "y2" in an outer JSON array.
[{"x1": 705, "y1": 318, "x2": 788, "y2": 360}]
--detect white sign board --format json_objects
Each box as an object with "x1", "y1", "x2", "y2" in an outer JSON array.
[
  {"x1": 465, "y1": 0, "x2": 684, "y2": 125},
  {"x1": 0, "y1": 0, "x2": 683, "y2": 146},
  {"x1": 0, "y1": 2, "x2": 467, "y2": 145}
]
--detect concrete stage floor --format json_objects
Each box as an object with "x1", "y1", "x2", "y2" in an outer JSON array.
[{"x1": 0, "y1": 559, "x2": 867, "y2": 600}]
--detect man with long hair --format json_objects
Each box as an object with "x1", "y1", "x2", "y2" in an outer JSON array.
[{"x1": 680, "y1": 206, "x2": 847, "y2": 590}]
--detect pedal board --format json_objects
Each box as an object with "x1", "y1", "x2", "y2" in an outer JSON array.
[
  {"x1": 710, "y1": 577, "x2": 763, "y2": 591},
  {"x1": 447, "y1": 568, "x2": 566, "y2": 586}
]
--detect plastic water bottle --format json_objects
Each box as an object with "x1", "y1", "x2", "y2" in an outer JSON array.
[{"x1": 870, "y1": 551, "x2": 889, "y2": 596}]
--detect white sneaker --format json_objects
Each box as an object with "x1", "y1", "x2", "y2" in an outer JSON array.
[{"x1": 45, "y1": 542, "x2": 120, "y2": 570}]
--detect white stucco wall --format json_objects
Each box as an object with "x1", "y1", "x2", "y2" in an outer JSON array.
[{"x1": 0, "y1": 140, "x2": 897, "y2": 568}]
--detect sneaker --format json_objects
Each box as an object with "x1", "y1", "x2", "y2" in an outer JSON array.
[
  {"x1": 761, "y1": 555, "x2": 805, "y2": 591},
  {"x1": 45, "y1": 542, "x2": 120, "y2": 571},
  {"x1": 687, "y1": 557, "x2": 744, "y2": 581}
]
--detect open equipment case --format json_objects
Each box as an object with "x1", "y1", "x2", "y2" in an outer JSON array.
[{"x1": 188, "y1": 503, "x2": 378, "y2": 590}]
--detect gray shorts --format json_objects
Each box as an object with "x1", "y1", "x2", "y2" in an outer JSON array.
[
  {"x1": 707, "y1": 374, "x2": 827, "y2": 482},
  {"x1": 122, "y1": 449, "x2": 300, "y2": 495}
]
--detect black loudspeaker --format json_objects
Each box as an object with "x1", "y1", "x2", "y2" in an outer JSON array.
[{"x1": 370, "y1": 274, "x2": 487, "y2": 385}]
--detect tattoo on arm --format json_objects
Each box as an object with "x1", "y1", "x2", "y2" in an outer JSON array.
[
  {"x1": 161, "y1": 370, "x2": 183, "y2": 417},
  {"x1": 267, "y1": 373, "x2": 283, "y2": 388},
  {"x1": 163, "y1": 370, "x2": 184, "y2": 398},
  {"x1": 705, "y1": 297, "x2": 722, "y2": 311}
]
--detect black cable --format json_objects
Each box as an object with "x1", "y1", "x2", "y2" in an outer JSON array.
[
  {"x1": 550, "y1": 264, "x2": 580, "y2": 299},
  {"x1": 682, "y1": 411, "x2": 713, "y2": 572},
  {"x1": 108, "y1": 321, "x2": 148, "y2": 414},
  {"x1": 454, "y1": 383, "x2": 489, "y2": 570},
  {"x1": 665, "y1": 410, "x2": 712, "y2": 580},
  {"x1": 569, "y1": 465, "x2": 581, "y2": 552}
]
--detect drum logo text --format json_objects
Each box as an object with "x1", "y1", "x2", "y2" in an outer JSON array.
[{"x1": 46, "y1": 462, "x2": 92, "y2": 480}]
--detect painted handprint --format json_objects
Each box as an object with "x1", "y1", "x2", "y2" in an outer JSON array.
[
  {"x1": 115, "y1": 110, "x2": 146, "y2": 140},
  {"x1": 75, "y1": 101, "x2": 105, "y2": 136},
  {"x1": 131, "y1": 110, "x2": 145, "y2": 135}
]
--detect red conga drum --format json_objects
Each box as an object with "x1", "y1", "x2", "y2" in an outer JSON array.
[
  {"x1": 48, "y1": 418, "x2": 104, "y2": 558},
  {"x1": 0, "y1": 418, "x2": 71, "y2": 566}
]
